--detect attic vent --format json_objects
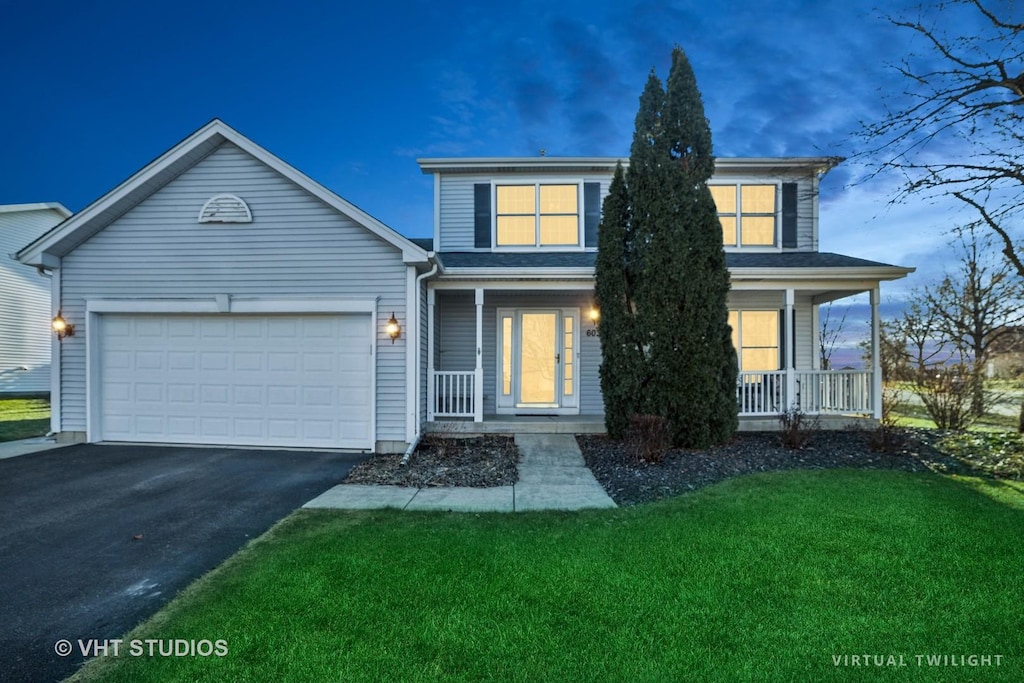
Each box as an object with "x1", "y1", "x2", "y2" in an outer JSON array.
[{"x1": 198, "y1": 194, "x2": 252, "y2": 223}]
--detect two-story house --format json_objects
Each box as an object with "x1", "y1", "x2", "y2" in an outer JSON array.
[
  {"x1": 419, "y1": 156, "x2": 912, "y2": 431},
  {"x1": 17, "y1": 120, "x2": 911, "y2": 453}
]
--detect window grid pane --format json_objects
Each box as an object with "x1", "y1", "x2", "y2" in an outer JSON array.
[
  {"x1": 497, "y1": 216, "x2": 536, "y2": 246},
  {"x1": 540, "y1": 215, "x2": 579, "y2": 245},
  {"x1": 710, "y1": 185, "x2": 736, "y2": 214},
  {"x1": 497, "y1": 186, "x2": 536, "y2": 214},
  {"x1": 740, "y1": 216, "x2": 775, "y2": 246},
  {"x1": 720, "y1": 216, "x2": 737, "y2": 246},
  {"x1": 741, "y1": 185, "x2": 775, "y2": 214},
  {"x1": 539, "y1": 185, "x2": 577, "y2": 214}
]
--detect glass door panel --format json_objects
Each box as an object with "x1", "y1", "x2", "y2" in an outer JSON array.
[{"x1": 518, "y1": 312, "x2": 557, "y2": 406}]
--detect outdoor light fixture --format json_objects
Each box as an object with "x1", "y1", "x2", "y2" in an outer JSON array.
[
  {"x1": 386, "y1": 312, "x2": 401, "y2": 343},
  {"x1": 52, "y1": 311, "x2": 74, "y2": 339},
  {"x1": 589, "y1": 307, "x2": 600, "y2": 323}
]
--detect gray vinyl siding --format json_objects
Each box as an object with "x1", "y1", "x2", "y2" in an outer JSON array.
[
  {"x1": 796, "y1": 176, "x2": 815, "y2": 251},
  {"x1": 437, "y1": 174, "x2": 613, "y2": 251},
  {"x1": 434, "y1": 291, "x2": 602, "y2": 416},
  {"x1": 0, "y1": 208, "x2": 65, "y2": 394},
  {"x1": 436, "y1": 291, "x2": 476, "y2": 371},
  {"x1": 58, "y1": 142, "x2": 409, "y2": 443}
]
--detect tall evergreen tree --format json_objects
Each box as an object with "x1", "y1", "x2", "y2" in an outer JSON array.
[
  {"x1": 595, "y1": 46, "x2": 738, "y2": 447},
  {"x1": 595, "y1": 163, "x2": 638, "y2": 438}
]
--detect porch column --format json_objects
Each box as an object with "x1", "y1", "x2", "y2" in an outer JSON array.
[
  {"x1": 474, "y1": 288, "x2": 484, "y2": 423},
  {"x1": 870, "y1": 287, "x2": 883, "y2": 420},
  {"x1": 784, "y1": 288, "x2": 795, "y2": 410},
  {"x1": 427, "y1": 287, "x2": 436, "y2": 422}
]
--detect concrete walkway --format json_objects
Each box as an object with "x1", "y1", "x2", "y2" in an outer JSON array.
[
  {"x1": 0, "y1": 437, "x2": 68, "y2": 460},
  {"x1": 304, "y1": 433, "x2": 617, "y2": 512}
]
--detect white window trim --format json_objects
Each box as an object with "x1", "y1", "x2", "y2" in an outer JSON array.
[
  {"x1": 491, "y1": 179, "x2": 587, "y2": 252},
  {"x1": 710, "y1": 181, "x2": 782, "y2": 252}
]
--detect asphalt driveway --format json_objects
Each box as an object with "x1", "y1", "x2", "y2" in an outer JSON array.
[{"x1": 0, "y1": 443, "x2": 368, "y2": 683}]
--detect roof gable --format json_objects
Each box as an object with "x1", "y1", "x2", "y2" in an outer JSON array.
[{"x1": 17, "y1": 119, "x2": 429, "y2": 267}]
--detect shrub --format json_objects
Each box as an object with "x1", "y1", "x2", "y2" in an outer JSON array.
[
  {"x1": 913, "y1": 365, "x2": 974, "y2": 430},
  {"x1": 626, "y1": 415, "x2": 671, "y2": 464},
  {"x1": 778, "y1": 408, "x2": 819, "y2": 449},
  {"x1": 866, "y1": 384, "x2": 910, "y2": 452}
]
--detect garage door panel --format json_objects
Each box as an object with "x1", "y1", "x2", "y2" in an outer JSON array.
[{"x1": 98, "y1": 314, "x2": 373, "y2": 449}]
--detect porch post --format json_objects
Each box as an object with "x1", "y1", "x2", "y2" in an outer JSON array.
[
  {"x1": 427, "y1": 287, "x2": 436, "y2": 422},
  {"x1": 474, "y1": 288, "x2": 484, "y2": 422},
  {"x1": 870, "y1": 287, "x2": 883, "y2": 420},
  {"x1": 784, "y1": 288, "x2": 795, "y2": 410}
]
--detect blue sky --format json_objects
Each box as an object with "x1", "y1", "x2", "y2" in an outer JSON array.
[{"x1": 1, "y1": 0, "x2": 1001, "y2": 330}]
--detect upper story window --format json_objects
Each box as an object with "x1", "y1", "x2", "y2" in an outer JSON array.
[
  {"x1": 496, "y1": 184, "x2": 579, "y2": 247},
  {"x1": 710, "y1": 184, "x2": 776, "y2": 247}
]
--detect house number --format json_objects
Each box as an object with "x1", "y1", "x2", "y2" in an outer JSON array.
[{"x1": 586, "y1": 329, "x2": 600, "y2": 337}]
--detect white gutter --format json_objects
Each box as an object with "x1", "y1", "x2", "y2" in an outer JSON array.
[{"x1": 401, "y1": 257, "x2": 439, "y2": 466}]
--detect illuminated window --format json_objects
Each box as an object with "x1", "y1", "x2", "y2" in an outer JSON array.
[
  {"x1": 496, "y1": 184, "x2": 579, "y2": 246},
  {"x1": 729, "y1": 310, "x2": 779, "y2": 371},
  {"x1": 710, "y1": 185, "x2": 776, "y2": 246}
]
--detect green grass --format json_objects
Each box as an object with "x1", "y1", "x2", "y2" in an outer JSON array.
[
  {"x1": 72, "y1": 470, "x2": 1024, "y2": 682},
  {"x1": 0, "y1": 398, "x2": 49, "y2": 442}
]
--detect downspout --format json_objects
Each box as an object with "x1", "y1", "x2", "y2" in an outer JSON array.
[
  {"x1": 401, "y1": 257, "x2": 439, "y2": 466},
  {"x1": 34, "y1": 266, "x2": 59, "y2": 438}
]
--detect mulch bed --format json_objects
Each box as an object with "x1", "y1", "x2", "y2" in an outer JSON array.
[
  {"x1": 578, "y1": 429, "x2": 977, "y2": 506},
  {"x1": 343, "y1": 434, "x2": 519, "y2": 488}
]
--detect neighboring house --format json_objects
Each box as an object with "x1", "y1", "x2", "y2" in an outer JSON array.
[
  {"x1": 1, "y1": 203, "x2": 72, "y2": 396},
  {"x1": 17, "y1": 120, "x2": 912, "y2": 452}
]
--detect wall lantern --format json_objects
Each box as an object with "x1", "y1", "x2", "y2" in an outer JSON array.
[
  {"x1": 386, "y1": 312, "x2": 401, "y2": 343},
  {"x1": 52, "y1": 311, "x2": 74, "y2": 339},
  {"x1": 588, "y1": 307, "x2": 600, "y2": 323}
]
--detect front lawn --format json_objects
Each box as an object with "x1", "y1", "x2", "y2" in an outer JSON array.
[
  {"x1": 72, "y1": 469, "x2": 1023, "y2": 682},
  {"x1": 0, "y1": 397, "x2": 49, "y2": 442}
]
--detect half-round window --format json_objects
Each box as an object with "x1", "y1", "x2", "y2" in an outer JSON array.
[{"x1": 198, "y1": 194, "x2": 252, "y2": 223}]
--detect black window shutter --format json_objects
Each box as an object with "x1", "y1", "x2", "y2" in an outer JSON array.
[
  {"x1": 779, "y1": 309, "x2": 786, "y2": 370},
  {"x1": 791, "y1": 309, "x2": 797, "y2": 368},
  {"x1": 781, "y1": 183, "x2": 798, "y2": 248},
  {"x1": 778, "y1": 308, "x2": 796, "y2": 370},
  {"x1": 584, "y1": 182, "x2": 601, "y2": 248},
  {"x1": 474, "y1": 184, "x2": 491, "y2": 249}
]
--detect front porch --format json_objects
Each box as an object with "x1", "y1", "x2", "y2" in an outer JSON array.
[{"x1": 424, "y1": 280, "x2": 885, "y2": 433}]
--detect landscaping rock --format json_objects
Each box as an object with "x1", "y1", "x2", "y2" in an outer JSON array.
[
  {"x1": 344, "y1": 435, "x2": 518, "y2": 488},
  {"x1": 578, "y1": 429, "x2": 972, "y2": 506}
]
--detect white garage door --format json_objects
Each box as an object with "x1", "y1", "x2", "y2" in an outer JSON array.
[{"x1": 97, "y1": 314, "x2": 373, "y2": 449}]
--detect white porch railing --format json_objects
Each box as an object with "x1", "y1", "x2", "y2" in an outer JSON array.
[
  {"x1": 432, "y1": 371, "x2": 477, "y2": 418},
  {"x1": 795, "y1": 370, "x2": 873, "y2": 414},
  {"x1": 737, "y1": 370, "x2": 873, "y2": 416},
  {"x1": 736, "y1": 371, "x2": 786, "y2": 415}
]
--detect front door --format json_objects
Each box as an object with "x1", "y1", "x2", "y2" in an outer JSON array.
[{"x1": 497, "y1": 308, "x2": 579, "y2": 414}]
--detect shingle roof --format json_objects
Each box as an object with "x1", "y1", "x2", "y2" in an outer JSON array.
[
  {"x1": 436, "y1": 251, "x2": 909, "y2": 270},
  {"x1": 409, "y1": 237, "x2": 434, "y2": 251}
]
